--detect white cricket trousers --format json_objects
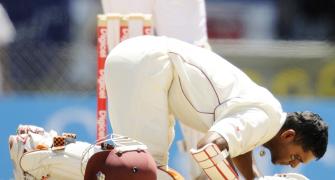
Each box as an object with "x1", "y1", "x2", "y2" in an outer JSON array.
[{"x1": 104, "y1": 36, "x2": 175, "y2": 166}]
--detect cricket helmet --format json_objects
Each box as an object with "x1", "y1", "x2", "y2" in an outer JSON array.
[{"x1": 84, "y1": 149, "x2": 157, "y2": 180}]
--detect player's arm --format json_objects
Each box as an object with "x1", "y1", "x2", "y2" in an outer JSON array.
[
  {"x1": 232, "y1": 151, "x2": 262, "y2": 180},
  {"x1": 197, "y1": 132, "x2": 259, "y2": 180},
  {"x1": 203, "y1": 108, "x2": 271, "y2": 179},
  {"x1": 195, "y1": 132, "x2": 261, "y2": 180}
]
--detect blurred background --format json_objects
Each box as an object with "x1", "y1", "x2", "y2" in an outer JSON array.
[{"x1": 0, "y1": 0, "x2": 334, "y2": 179}]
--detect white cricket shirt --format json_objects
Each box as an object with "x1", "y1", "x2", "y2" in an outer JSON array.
[{"x1": 165, "y1": 37, "x2": 287, "y2": 157}]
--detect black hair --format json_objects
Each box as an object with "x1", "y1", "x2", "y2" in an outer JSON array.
[{"x1": 281, "y1": 111, "x2": 328, "y2": 160}]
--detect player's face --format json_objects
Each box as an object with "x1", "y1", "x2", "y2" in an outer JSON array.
[
  {"x1": 269, "y1": 129, "x2": 316, "y2": 168},
  {"x1": 270, "y1": 143, "x2": 315, "y2": 168}
]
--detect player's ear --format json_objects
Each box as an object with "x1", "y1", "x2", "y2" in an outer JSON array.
[{"x1": 280, "y1": 129, "x2": 296, "y2": 142}]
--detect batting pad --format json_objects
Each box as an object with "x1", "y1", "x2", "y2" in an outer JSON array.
[
  {"x1": 20, "y1": 141, "x2": 100, "y2": 180},
  {"x1": 190, "y1": 143, "x2": 238, "y2": 180}
]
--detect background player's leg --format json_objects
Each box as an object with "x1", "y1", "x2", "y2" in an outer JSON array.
[
  {"x1": 178, "y1": 123, "x2": 205, "y2": 179},
  {"x1": 154, "y1": 0, "x2": 208, "y2": 45},
  {"x1": 100, "y1": 0, "x2": 153, "y2": 14}
]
